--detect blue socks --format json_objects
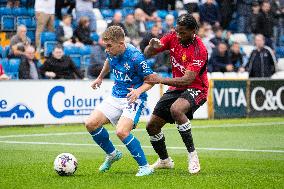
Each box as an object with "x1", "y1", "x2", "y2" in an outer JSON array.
[
  {"x1": 89, "y1": 127, "x2": 115, "y2": 154},
  {"x1": 122, "y1": 134, "x2": 148, "y2": 166}
]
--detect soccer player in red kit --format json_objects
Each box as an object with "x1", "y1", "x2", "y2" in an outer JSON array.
[{"x1": 144, "y1": 13, "x2": 208, "y2": 174}]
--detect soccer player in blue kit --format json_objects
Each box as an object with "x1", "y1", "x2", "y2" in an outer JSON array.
[{"x1": 85, "y1": 26, "x2": 155, "y2": 176}]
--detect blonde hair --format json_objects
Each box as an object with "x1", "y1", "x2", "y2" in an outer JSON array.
[{"x1": 102, "y1": 26, "x2": 125, "y2": 42}]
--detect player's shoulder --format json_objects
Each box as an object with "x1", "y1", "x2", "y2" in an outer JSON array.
[{"x1": 126, "y1": 44, "x2": 145, "y2": 63}]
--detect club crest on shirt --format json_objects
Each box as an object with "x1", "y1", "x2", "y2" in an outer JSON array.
[
  {"x1": 182, "y1": 54, "x2": 187, "y2": 62},
  {"x1": 124, "y1": 62, "x2": 130, "y2": 70}
]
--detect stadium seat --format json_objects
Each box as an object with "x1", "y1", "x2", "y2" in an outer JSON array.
[
  {"x1": 64, "y1": 46, "x2": 80, "y2": 55},
  {"x1": 0, "y1": 7, "x2": 13, "y2": 16},
  {"x1": 237, "y1": 72, "x2": 249, "y2": 79},
  {"x1": 271, "y1": 71, "x2": 284, "y2": 79},
  {"x1": 5, "y1": 58, "x2": 21, "y2": 79},
  {"x1": 223, "y1": 72, "x2": 238, "y2": 79},
  {"x1": 168, "y1": 10, "x2": 178, "y2": 18},
  {"x1": 0, "y1": 46, "x2": 2, "y2": 58},
  {"x1": 82, "y1": 55, "x2": 91, "y2": 78},
  {"x1": 79, "y1": 45, "x2": 92, "y2": 56},
  {"x1": 0, "y1": 58, "x2": 9, "y2": 72},
  {"x1": 1, "y1": 15, "x2": 16, "y2": 31},
  {"x1": 156, "y1": 10, "x2": 168, "y2": 19},
  {"x1": 27, "y1": 30, "x2": 35, "y2": 43},
  {"x1": 210, "y1": 72, "x2": 224, "y2": 79},
  {"x1": 17, "y1": 16, "x2": 36, "y2": 29},
  {"x1": 90, "y1": 32, "x2": 99, "y2": 42},
  {"x1": 40, "y1": 32, "x2": 56, "y2": 47},
  {"x1": 241, "y1": 45, "x2": 255, "y2": 57},
  {"x1": 145, "y1": 21, "x2": 155, "y2": 30},
  {"x1": 100, "y1": 9, "x2": 114, "y2": 19},
  {"x1": 14, "y1": 8, "x2": 28, "y2": 16},
  {"x1": 2, "y1": 46, "x2": 10, "y2": 58},
  {"x1": 27, "y1": 8, "x2": 35, "y2": 17},
  {"x1": 122, "y1": 0, "x2": 138, "y2": 7},
  {"x1": 231, "y1": 33, "x2": 249, "y2": 45},
  {"x1": 70, "y1": 54, "x2": 81, "y2": 68},
  {"x1": 121, "y1": 8, "x2": 134, "y2": 18},
  {"x1": 277, "y1": 58, "x2": 284, "y2": 71},
  {"x1": 280, "y1": 35, "x2": 284, "y2": 45},
  {"x1": 44, "y1": 41, "x2": 57, "y2": 57},
  {"x1": 276, "y1": 46, "x2": 284, "y2": 58}
]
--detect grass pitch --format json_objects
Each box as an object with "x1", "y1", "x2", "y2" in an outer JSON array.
[{"x1": 0, "y1": 117, "x2": 283, "y2": 189}]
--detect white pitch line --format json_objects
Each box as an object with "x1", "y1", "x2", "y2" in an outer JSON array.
[
  {"x1": 0, "y1": 140, "x2": 283, "y2": 153},
  {"x1": 0, "y1": 121, "x2": 283, "y2": 139}
]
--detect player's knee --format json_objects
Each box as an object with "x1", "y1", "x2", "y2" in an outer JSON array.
[
  {"x1": 85, "y1": 118, "x2": 100, "y2": 132},
  {"x1": 170, "y1": 106, "x2": 182, "y2": 120},
  {"x1": 146, "y1": 123, "x2": 160, "y2": 136},
  {"x1": 116, "y1": 129, "x2": 129, "y2": 140}
]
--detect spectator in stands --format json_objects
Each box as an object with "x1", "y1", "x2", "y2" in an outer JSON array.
[
  {"x1": 208, "y1": 42, "x2": 233, "y2": 72},
  {"x1": 107, "y1": 12, "x2": 128, "y2": 36},
  {"x1": 217, "y1": 0, "x2": 235, "y2": 29},
  {"x1": 8, "y1": 25, "x2": 31, "y2": 59},
  {"x1": 135, "y1": 0, "x2": 157, "y2": 21},
  {"x1": 249, "y1": 1, "x2": 260, "y2": 34},
  {"x1": 88, "y1": 38, "x2": 107, "y2": 78},
  {"x1": 140, "y1": 25, "x2": 161, "y2": 53},
  {"x1": 75, "y1": 0, "x2": 97, "y2": 32},
  {"x1": 229, "y1": 42, "x2": 244, "y2": 72},
  {"x1": 134, "y1": 8, "x2": 147, "y2": 37},
  {"x1": 191, "y1": 12, "x2": 201, "y2": 26},
  {"x1": 19, "y1": 45, "x2": 41, "y2": 79},
  {"x1": 199, "y1": 0, "x2": 221, "y2": 27},
  {"x1": 244, "y1": 34, "x2": 276, "y2": 77},
  {"x1": 35, "y1": 0, "x2": 56, "y2": 51},
  {"x1": 74, "y1": 17, "x2": 96, "y2": 45},
  {"x1": 209, "y1": 27, "x2": 227, "y2": 48},
  {"x1": 198, "y1": 25, "x2": 213, "y2": 58},
  {"x1": 56, "y1": 14, "x2": 83, "y2": 47},
  {"x1": 155, "y1": 0, "x2": 175, "y2": 10},
  {"x1": 255, "y1": 1, "x2": 275, "y2": 48},
  {"x1": 40, "y1": 44, "x2": 83, "y2": 79},
  {"x1": 0, "y1": 64, "x2": 9, "y2": 80},
  {"x1": 183, "y1": 0, "x2": 199, "y2": 13},
  {"x1": 109, "y1": 0, "x2": 123, "y2": 9},
  {"x1": 163, "y1": 14, "x2": 175, "y2": 33},
  {"x1": 7, "y1": 0, "x2": 20, "y2": 7},
  {"x1": 124, "y1": 14, "x2": 141, "y2": 47},
  {"x1": 55, "y1": 0, "x2": 75, "y2": 20},
  {"x1": 237, "y1": 0, "x2": 252, "y2": 33}
]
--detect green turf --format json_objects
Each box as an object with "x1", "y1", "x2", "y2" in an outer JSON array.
[{"x1": 0, "y1": 117, "x2": 283, "y2": 189}]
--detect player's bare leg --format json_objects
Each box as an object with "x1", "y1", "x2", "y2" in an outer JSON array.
[
  {"x1": 85, "y1": 110, "x2": 121, "y2": 172},
  {"x1": 116, "y1": 117, "x2": 153, "y2": 176},
  {"x1": 146, "y1": 115, "x2": 174, "y2": 169},
  {"x1": 170, "y1": 98, "x2": 200, "y2": 174}
]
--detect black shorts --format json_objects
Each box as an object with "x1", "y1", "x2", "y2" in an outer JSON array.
[{"x1": 152, "y1": 89, "x2": 207, "y2": 124}]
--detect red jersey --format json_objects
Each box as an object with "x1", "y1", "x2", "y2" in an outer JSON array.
[
  {"x1": 155, "y1": 32, "x2": 209, "y2": 95},
  {"x1": 0, "y1": 64, "x2": 4, "y2": 76}
]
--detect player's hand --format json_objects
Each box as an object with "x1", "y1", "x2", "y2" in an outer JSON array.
[
  {"x1": 144, "y1": 74, "x2": 162, "y2": 85},
  {"x1": 127, "y1": 88, "x2": 141, "y2": 103},
  {"x1": 91, "y1": 77, "x2": 103, "y2": 90},
  {"x1": 149, "y1": 38, "x2": 163, "y2": 49},
  {"x1": 45, "y1": 71, "x2": 56, "y2": 78}
]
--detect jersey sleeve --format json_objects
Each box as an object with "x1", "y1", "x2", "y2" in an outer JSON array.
[
  {"x1": 186, "y1": 48, "x2": 208, "y2": 73},
  {"x1": 155, "y1": 33, "x2": 172, "y2": 53}
]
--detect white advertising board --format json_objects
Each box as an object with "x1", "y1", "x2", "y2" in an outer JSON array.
[{"x1": 0, "y1": 80, "x2": 161, "y2": 126}]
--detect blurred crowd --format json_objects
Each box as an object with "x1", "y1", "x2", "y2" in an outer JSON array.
[{"x1": 0, "y1": 0, "x2": 284, "y2": 81}]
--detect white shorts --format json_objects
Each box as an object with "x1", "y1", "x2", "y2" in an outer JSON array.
[{"x1": 96, "y1": 96, "x2": 146, "y2": 126}]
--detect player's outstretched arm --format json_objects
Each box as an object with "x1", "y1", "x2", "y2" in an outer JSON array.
[
  {"x1": 145, "y1": 71, "x2": 197, "y2": 87},
  {"x1": 91, "y1": 59, "x2": 110, "y2": 90},
  {"x1": 144, "y1": 38, "x2": 163, "y2": 58}
]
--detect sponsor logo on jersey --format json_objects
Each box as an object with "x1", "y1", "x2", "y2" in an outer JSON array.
[
  {"x1": 193, "y1": 60, "x2": 203, "y2": 67},
  {"x1": 170, "y1": 56, "x2": 186, "y2": 74}
]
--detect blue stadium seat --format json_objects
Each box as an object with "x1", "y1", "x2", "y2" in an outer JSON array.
[
  {"x1": 100, "y1": 0, "x2": 110, "y2": 8},
  {"x1": 79, "y1": 45, "x2": 92, "y2": 56},
  {"x1": 82, "y1": 55, "x2": 91, "y2": 67},
  {"x1": 14, "y1": 8, "x2": 28, "y2": 16},
  {"x1": 17, "y1": 16, "x2": 36, "y2": 29},
  {"x1": 145, "y1": 21, "x2": 155, "y2": 30},
  {"x1": 122, "y1": 0, "x2": 138, "y2": 7},
  {"x1": 44, "y1": 41, "x2": 57, "y2": 57},
  {"x1": 27, "y1": 8, "x2": 35, "y2": 17},
  {"x1": 280, "y1": 35, "x2": 284, "y2": 46},
  {"x1": 1, "y1": 16, "x2": 16, "y2": 31},
  {"x1": 64, "y1": 46, "x2": 80, "y2": 55},
  {"x1": 40, "y1": 32, "x2": 56, "y2": 47},
  {"x1": 276, "y1": 46, "x2": 284, "y2": 58},
  {"x1": 2, "y1": 46, "x2": 10, "y2": 58},
  {"x1": 27, "y1": 30, "x2": 35, "y2": 43},
  {"x1": 6, "y1": 58, "x2": 21, "y2": 79},
  {"x1": 90, "y1": 32, "x2": 99, "y2": 42},
  {"x1": 168, "y1": 10, "x2": 178, "y2": 19},
  {"x1": 0, "y1": 58, "x2": 9, "y2": 72},
  {"x1": 0, "y1": 46, "x2": 2, "y2": 58},
  {"x1": 121, "y1": 8, "x2": 134, "y2": 17},
  {"x1": 157, "y1": 10, "x2": 168, "y2": 19},
  {"x1": 101, "y1": 9, "x2": 114, "y2": 19},
  {"x1": 70, "y1": 54, "x2": 81, "y2": 68},
  {"x1": 0, "y1": 7, "x2": 13, "y2": 16}
]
